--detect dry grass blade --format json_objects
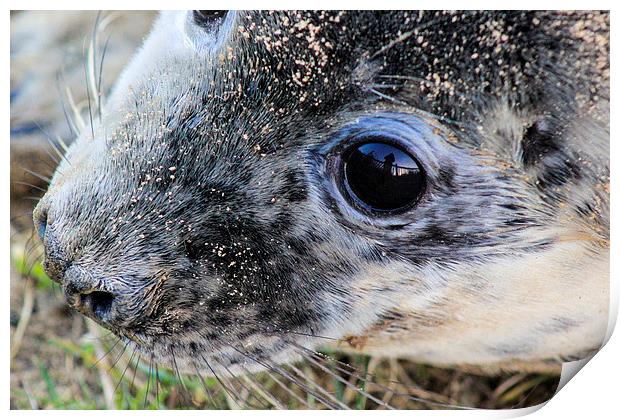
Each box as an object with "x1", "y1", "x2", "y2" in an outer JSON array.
[
  {"x1": 11, "y1": 277, "x2": 35, "y2": 361},
  {"x1": 85, "y1": 319, "x2": 116, "y2": 408},
  {"x1": 493, "y1": 373, "x2": 528, "y2": 399}
]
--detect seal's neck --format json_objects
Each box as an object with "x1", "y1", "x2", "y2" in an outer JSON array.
[{"x1": 339, "y1": 240, "x2": 609, "y2": 367}]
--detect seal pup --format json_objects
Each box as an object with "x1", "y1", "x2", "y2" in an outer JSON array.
[{"x1": 33, "y1": 10, "x2": 609, "y2": 390}]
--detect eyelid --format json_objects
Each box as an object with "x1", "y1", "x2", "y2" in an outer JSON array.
[{"x1": 317, "y1": 113, "x2": 455, "y2": 181}]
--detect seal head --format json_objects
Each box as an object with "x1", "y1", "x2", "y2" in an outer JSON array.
[{"x1": 34, "y1": 11, "x2": 609, "y2": 373}]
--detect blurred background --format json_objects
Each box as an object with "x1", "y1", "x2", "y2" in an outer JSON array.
[{"x1": 9, "y1": 10, "x2": 560, "y2": 409}]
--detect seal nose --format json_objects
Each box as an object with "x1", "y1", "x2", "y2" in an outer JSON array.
[
  {"x1": 34, "y1": 204, "x2": 118, "y2": 325},
  {"x1": 34, "y1": 205, "x2": 70, "y2": 284},
  {"x1": 34, "y1": 205, "x2": 48, "y2": 240},
  {"x1": 76, "y1": 291, "x2": 116, "y2": 323},
  {"x1": 63, "y1": 266, "x2": 117, "y2": 324}
]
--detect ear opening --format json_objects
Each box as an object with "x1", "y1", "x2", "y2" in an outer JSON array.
[
  {"x1": 193, "y1": 10, "x2": 228, "y2": 29},
  {"x1": 184, "y1": 10, "x2": 237, "y2": 54}
]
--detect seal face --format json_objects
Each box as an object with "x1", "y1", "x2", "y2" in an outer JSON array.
[{"x1": 34, "y1": 11, "x2": 609, "y2": 374}]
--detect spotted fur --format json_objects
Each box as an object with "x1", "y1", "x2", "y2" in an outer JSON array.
[{"x1": 34, "y1": 11, "x2": 609, "y2": 375}]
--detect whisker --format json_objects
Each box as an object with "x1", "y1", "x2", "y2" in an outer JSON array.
[
  {"x1": 57, "y1": 136, "x2": 71, "y2": 154},
  {"x1": 253, "y1": 363, "x2": 310, "y2": 408},
  {"x1": 50, "y1": 136, "x2": 71, "y2": 166},
  {"x1": 143, "y1": 355, "x2": 152, "y2": 409},
  {"x1": 199, "y1": 354, "x2": 241, "y2": 409},
  {"x1": 97, "y1": 33, "x2": 112, "y2": 120},
  {"x1": 367, "y1": 87, "x2": 474, "y2": 129},
  {"x1": 239, "y1": 369, "x2": 286, "y2": 409},
  {"x1": 90, "y1": 336, "x2": 121, "y2": 369},
  {"x1": 59, "y1": 69, "x2": 86, "y2": 134},
  {"x1": 294, "y1": 349, "x2": 394, "y2": 409},
  {"x1": 195, "y1": 330, "x2": 305, "y2": 409},
  {"x1": 107, "y1": 340, "x2": 129, "y2": 373},
  {"x1": 55, "y1": 71, "x2": 80, "y2": 138},
  {"x1": 231, "y1": 345, "x2": 343, "y2": 409},
  {"x1": 369, "y1": 83, "x2": 404, "y2": 89},
  {"x1": 21, "y1": 168, "x2": 51, "y2": 184},
  {"x1": 370, "y1": 14, "x2": 451, "y2": 60},
  {"x1": 213, "y1": 365, "x2": 251, "y2": 409},
  {"x1": 368, "y1": 87, "x2": 409, "y2": 106},
  {"x1": 14, "y1": 181, "x2": 47, "y2": 193},
  {"x1": 83, "y1": 45, "x2": 95, "y2": 141},
  {"x1": 25, "y1": 252, "x2": 44, "y2": 278},
  {"x1": 129, "y1": 353, "x2": 142, "y2": 399},
  {"x1": 88, "y1": 12, "x2": 102, "y2": 118},
  {"x1": 294, "y1": 344, "x2": 472, "y2": 409},
  {"x1": 283, "y1": 329, "x2": 340, "y2": 342},
  {"x1": 23, "y1": 236, "x2": 39, "y2": 264},
  {"x1": 170, "y1": 348, "x2": 193, "y2": 407},
  {"x1": 154, "y1": 363, "x2": 161, "y2": 408},
  {"x1": 20, "y1": 232, "x2": 36, "y2": 261},
  {"x1": 30, "y1": 121, "x2": 69, "y2": 167},
  {"x1": 113, "y1": 344, "x2": 138, "y2": 395},
  {"x1": 23, "y1": 196, "x2": 43, "y2": 202},
  {"x1": 218, "y1": 362, "x2": 271, "y2": 409},
  {"x1": 29, "y1": 135, "x2": 60, "y2": 168},
  {"x1": 376, "y1": 74, "x2": 473, "y2": 104},
  {"x1": 284, "y1": 360, "x2": 351, "y2": 409},
  {"x1": 191, "y1": 361, "x2": 221, "y2": 409},
  {"x1": 376, "y1": 358, "x2": 399, "y2": 409},
  {"x1": 82, "y1": 330, "x2": 117, "y2": 342}
]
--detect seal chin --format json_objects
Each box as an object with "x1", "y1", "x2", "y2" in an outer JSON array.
[{"x1": 122, "y1": 330, "x2": 308, "y2": 378}]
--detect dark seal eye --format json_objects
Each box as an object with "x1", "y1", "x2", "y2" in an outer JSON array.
[{"x1": 342, "y1": 141, "x2": 425, "y2": 213}]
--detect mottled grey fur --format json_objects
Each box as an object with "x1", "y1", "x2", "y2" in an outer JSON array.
[{"x1": 34, "y1": 11, "x2": 609, "y2": 374}]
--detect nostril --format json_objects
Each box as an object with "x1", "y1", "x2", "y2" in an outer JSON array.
[{"x1": 80, "y1": 291, "x2": 115, "y2": 322}]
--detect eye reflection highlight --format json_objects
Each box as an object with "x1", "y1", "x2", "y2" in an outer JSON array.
[{"x1": 343, "y1": 141, "x2": 425, "y2": 212}]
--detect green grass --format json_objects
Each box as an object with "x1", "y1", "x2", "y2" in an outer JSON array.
[
  {"x1": 354, "y1": 355, "x2": 371, "y2": 409},
  {"x1": 12, "y1": 251, "x2": 54, "y2": 290},
  {"x1": 47, "y1": 336, "x2": 228, "y2": 409}
]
